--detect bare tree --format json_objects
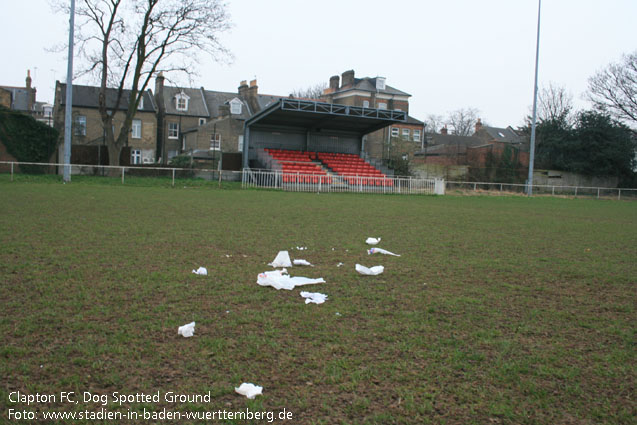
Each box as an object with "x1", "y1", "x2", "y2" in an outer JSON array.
[
  {"x1": 55, "y1": 0, "x2": 232, "y2": 165},
  {"x1": 424, "y1": 114, "x2": 445, "y2": 134},
  {"x1": 537, "y1": 83, "x2": 574, "y2": 124},
  {"x1": 587, "y1": 50, "x2": 637, "y2": 127},
  {"x1": 446, "y1": 107, "x2": 480, "y2": 136},
  {"x1": 290, "y1": 83, "x2": 328, "y2": 100}
]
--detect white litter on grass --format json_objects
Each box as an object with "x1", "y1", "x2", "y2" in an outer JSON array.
[
  {"x1": 355, "y1": 264, "x2": 384, "y2": 276},
  {"x1": 192, "y1": 267, "x2": 208, "y2": 275},
  {"x1": 178, "y1": 322, "x2": 195, "y2": 337},
  {"x1": 269, "y1": 251, "x2": 292, "y2": 268},
  {"x1": 293, "y1": 259, "x2": 313, "y2": 266},
  {"x1": 234, "y1": 383, "x2": 263, "y2": 399},
  {"x1": 337, "y1": 262, "x2": 344, "y2": 267},
  {"x1": 368, "y1": 247, "x2": 401, "y2": 257},
  {"x1": 295, "y1": 246, "x2": 307, "y2": 251},
  {"x1": 300, "y1": 291, "x2": 328, "y2": 304},
  {"x1": 366, "y1": 237, "x2": 381, "y2": 245},
  {"x1": 257, "y1": 269, "x2": 325, "y2": 290}
]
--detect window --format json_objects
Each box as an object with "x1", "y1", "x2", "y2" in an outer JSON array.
[
  {"x1": 175, "y1": 91, "x2": 190, "y2": 111},
  {"x1": 230, "y1": 98, "x2": 242, "y2": 115},
  {"x1": 238, "y1": 135, "x2": 244, "y2": 152},
  {"x1": 132, "y1": 119, "x2": 142, "y2": 139},
  {"x1": 199, "y1": 118, "x2": 206, "y2": 126},
  {"x1": 391, "y1": 127, "x2": 399, "y2": 137},
  {"x1": 210, "y1": 133, "x2": 221, "y2": 150},
  {"x1": 376, "y1": 77, "x2": 386, "y2": 90},
  {"x1": 168, "y1": 122, "x2": 179, "y2": 139},
  {"x1": 131, "y1": 149, "x2": 141, "y2": 164},
  {"x1": 413, "y1": 129, "x2": 421, "y2": 142},
  {"x1": 362, "y1": 100, "x2": 370, "y2": 108},
  {"x1": 402, "y1": 128, "x2": 410, "y2": 139},
  {"x1": 137, "y1": 97, "x2": 144, "y2": 110},
  {"x1": 74, "y1": 115, "x2": 86, "y2": 136},
  {"x1": 377, "y1": 102, "x2": 387, "y2": 110}
]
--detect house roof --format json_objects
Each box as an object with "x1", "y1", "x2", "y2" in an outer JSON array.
[
  {"x1": 202, "y1": 90, "x2": 253, "y2": 120},
  {"x1": 161, "y1": 86, "x2": 209, "y2": 117},
  {"x1": 428, "y1": 133, "x2": 484, "y2": 147},
  {"x1": 57, "y1": 83, "x2": 156, "y2": 112},
  {"x1": 344, "y1": 77, "x2": 410, "y2": 97},
  {"x1": 478, "y1": 126, "x2": 522, "y2": 143},
  {"x1": 0, "y1": 86, "x2": 30, "y2": 111},
  {"x1": 406, "y1": 115, "x2": 424, "y2": 125}
]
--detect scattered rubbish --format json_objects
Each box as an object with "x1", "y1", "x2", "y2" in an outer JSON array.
[
  {"x1": 178, "y1": 322, "x2": 195, "y2": 337},
  {"x1": 331, "y1": 248, "x2": 335, "y2": 251},
  {"x1": 235, "y1": 383, "x2": 263, "y2": 399},
  {"x1": 335, "y1": 312, "x2": 341, "y2": 316},
  {"x1": 368, "y1": 247, "x2": 401, "y2": 257},
  {"x1": 192, "y1": 267, "x2": 208, "y2": 275},
  {"x1": 225, "y1": 254, "x2": 231, "y2": 258},
  {"x1": 296, "y1": 246, "x2": 307, "y2": 251},
  {"x1": 226, "y1": 310, "x2": 230, "y2": 313},
  {"x1": 257, "y1": 269, "x2": 325, "y2": 290},
  {"x1": 269, "y1": 251, "x2": 292, "y2": 268},
  {"x1": 337, "y1": 262, "x2": 344, "y2": 267},
  {"x1": 355, "y1": 264, "x2": 384, "y2": 276},
  {"x1": 293, "y1": 259, "x2": 313, "y2": 266},
  {"x1": 300, "y1": 291, "x2": 328, "y2": 304},
  {"x1": 366, "y1": 237, "x2": 381, "y2": 245}
]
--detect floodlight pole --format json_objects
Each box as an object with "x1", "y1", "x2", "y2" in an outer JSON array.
[
  {"x1": 63, "y1": 0, "x2": 75, "y2": 182},
  {"x1": 527, "y1": 0, "x2": 541, "y2": 196}
]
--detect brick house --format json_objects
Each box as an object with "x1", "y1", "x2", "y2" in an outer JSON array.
[
  {"x1": 0, "y1": 70, "x2": 53, "y2": 126},
  {"x1": 53, "y1": 82, "x2": 157, "y2": 164},
  {"x1": 319, "y1": 70, "x2": 425, "y2": 160}
]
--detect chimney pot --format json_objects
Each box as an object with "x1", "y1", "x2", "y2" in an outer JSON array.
[
  {"x1": 341, "y1": 70, "x2": 355, "y2": 88},
  {"x1": 441, "y1": 125, "x2": 448, "y2": 135},
  {"x1": 329, "y1": 75, "x2": 339, "y2": 90}
]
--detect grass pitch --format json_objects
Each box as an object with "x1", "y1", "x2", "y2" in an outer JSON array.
[{"x1": 1, "y1": 181, "x2": 635, "y2": 424}]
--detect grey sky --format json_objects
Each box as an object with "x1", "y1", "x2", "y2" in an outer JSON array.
[{"x1": 1, "y1": 0, "x2": 635, "y2": 129}]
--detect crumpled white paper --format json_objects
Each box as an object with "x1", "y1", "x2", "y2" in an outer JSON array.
[
  {"x1": 355, "y1": 264, "x2": 384, "y2": 275},
  {"x1": 192, "y1": 267, "x2": 208, "y2": 275},
  {"x1": 235, "y1": 383, "x2": 263, "y2": 399},
  {"x1": 295, "y1": 246, "x2": 307, "y2": 251},
  {"x1": 368, "y1": 247, "x2": 401, "y2": 257},
  {"x1": 257, "y1": 269, "x2": 325, "y2": 290},
  {"x1": 366, "y1": 237, "x2": 381, "y2": 245},
  {"x1": 293, "y1": 259, "x2": 312, "y2": 266},
  {"x1": 337, "y1": 262, "x2": 344, "y2": 267},
  {"x1": 300, "y1": 291, "x2": 328, "y2": 304},
  {"x1": 269, "y1": 251, "x2": 292, "y2": 268},
  {"x1": 178, "y1": 322, "x2": 195, "y2": 337}
]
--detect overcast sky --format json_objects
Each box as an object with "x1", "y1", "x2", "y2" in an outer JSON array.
[{"x1": 1, "y1": 0, "x2": 635, "y2": 129}]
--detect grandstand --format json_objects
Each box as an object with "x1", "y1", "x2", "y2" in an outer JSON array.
[{"x1": 243, "y1": 99, "x2": 406, "y2": 187}]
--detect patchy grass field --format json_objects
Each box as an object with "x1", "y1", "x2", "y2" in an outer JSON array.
[{"x1": 0, "y1": 181, "x2": 635, "y2": 424}]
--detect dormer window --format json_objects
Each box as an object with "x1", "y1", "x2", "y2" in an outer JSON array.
[
  {"x1": 175, "y1": 91, "x2": 190, "y2": 111},
  {"x1": 230, "y1": 98, "x2": 242, "y2": 115},
  {"x1": 376, "y1": 77, "x2": 386, "y2": 91}
]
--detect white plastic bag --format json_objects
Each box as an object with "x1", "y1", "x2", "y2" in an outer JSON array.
[
  {"x1": 300, "y1": 291, "x2": 328, "y2": 304},
  {"x1": 293, "y1": 259, "x2": 312, "y2": 266},
  {"x1": 355, "y1": 264, "x2": 384, "y2": 275},
  {"x1": 366, "y1": 237, "x2": 381, "y2": 245},
  {"x1": 234, "y1": 383, "x2": 263, "y2": 399},
  {"x1": 178, "y1": 322, "x2": 195, "y2": 337},
  {"x1": 192, "y1": 267, "x2": 208, "y2": 275},
  {"x1": 367, "y1": 247, "x2": 401, "y2": 257},
  {"x1": 269, "y1": 251, "x2": 292, "y2": 268},
  {"x1": 257, "y1": 269, "x2": 325, "y2": 290}
]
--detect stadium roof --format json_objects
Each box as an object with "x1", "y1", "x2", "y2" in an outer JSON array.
[{"x1": 245, "y1": 98, "x2": 407, "y2": 136}]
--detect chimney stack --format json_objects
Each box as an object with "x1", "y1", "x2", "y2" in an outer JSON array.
[
  {"x1": 341, "y1": 70, "x2": 355, "y2": 88},
  {"x1": 155, "y1": 73, "x2": 165, "y2": 104},
  {"x1": 238, "y1": 80, "x2": 249, "y2": 97},
  {"x1": 329, "y1": 75, "x2": 340, "y2": 90},
  {"x1": 474, "y1": 118, "x2": 483, "y2": 134},
  {"x1": 441, "y1": 125, "x2": 448, "y2": 135},
  {"x1": 248, "y1": 79, "x2": 258, "y2": 98}
]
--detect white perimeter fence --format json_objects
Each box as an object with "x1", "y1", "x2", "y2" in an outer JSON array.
[
  {"x1": 2, "y1": 161, "x2": 636, "y2": 200},
  {"x1": 241, "y1": 168, "x2": 444, "y2": 195}
]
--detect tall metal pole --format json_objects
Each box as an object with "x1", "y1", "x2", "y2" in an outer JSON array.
[
  {"x1": 63, "y1": 0, "x2": 75, "y2": 182},
  {"x1": 527, "y1": 0, "x2": 541, "y2": 196}
]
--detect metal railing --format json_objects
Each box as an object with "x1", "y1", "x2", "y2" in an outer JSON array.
[
  {"x1": 446, "y1": 180, "x2": 637, "y2": 200},
  {"x1": 241, "y1": 168, "x2": 443, "y2": 195}
]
